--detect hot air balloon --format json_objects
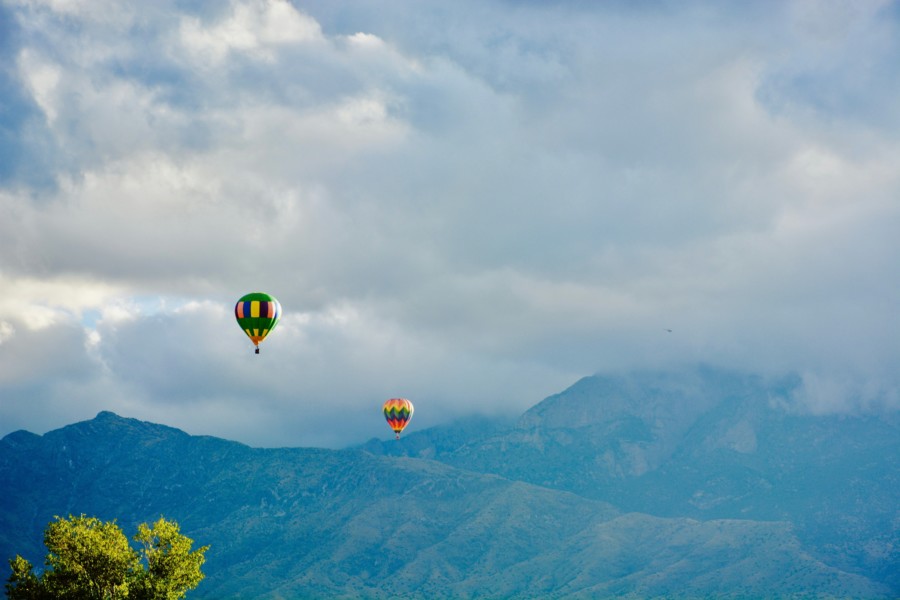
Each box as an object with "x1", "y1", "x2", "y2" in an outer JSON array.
[
  {"x1": 383, "y1": 398, "x2": 414, "y2": 440},
  {"x1": 234, "y1": 292, "x2": 281, "y2": 354}
]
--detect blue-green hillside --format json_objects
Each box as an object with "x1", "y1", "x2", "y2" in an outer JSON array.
[{"x1": 3, "y1": 367, "x2": 898, "y2": 598}]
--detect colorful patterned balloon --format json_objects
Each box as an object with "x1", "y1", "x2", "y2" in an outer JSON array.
[
  {"x1": 234, "y1": 292, "x2": 281, "y2": 354},
  {"x1": 383, "y1": 398, "x2": 414, "y2": 440}
]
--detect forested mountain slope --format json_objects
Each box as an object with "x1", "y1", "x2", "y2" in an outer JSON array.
[{"x1": 3, "y1": 368, "x2": 897, "y2": 598}]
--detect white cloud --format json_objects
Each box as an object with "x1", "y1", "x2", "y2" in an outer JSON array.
[
  {"x1": 345, "y1": 32, "x2": 385, "y2": 49},
  {"x1": 1, "y1": 0, "x2": 898, "y2": 446},
  {"x1": 788, "y1": 0, "x2": 893, "y2": 42},
  {"x1": 18, "y1": 50, "x2": 62, "y2": 124},
  {"x1": 0, "y1": 321, "x2": 15, "y2": 345},
  {"x1": 9, "y1": 0, "x2": 136, "y2": 25},
  {"x1": 179, "y1": 0, "x2": 323, "y2": 63},
  {"x1": 0, "y1": 271, "x2": 126, "y2": 328},
  {"x1": 793, "y1": 371, "x2": 900, "y2": 415}
]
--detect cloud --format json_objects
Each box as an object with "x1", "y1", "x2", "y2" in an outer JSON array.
[
  {"x1": 760, "y1": 0, "x2": 900, "y2": 129},
  {"x1": 178, "y1": 0, "x2": 324, "y2": 63},
  {"x1": 1, "y1": 0, "x2": 898, "y2": 447}
]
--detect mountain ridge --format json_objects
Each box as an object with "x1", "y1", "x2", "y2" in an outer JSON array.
[
  {"x1": 360, "y1": 367, "x2": 900, "y2": 592},
  {"x1": 3, "y1": 366, "x2": 898, "y2": 598}
]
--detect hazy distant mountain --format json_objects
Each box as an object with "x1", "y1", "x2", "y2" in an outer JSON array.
[
  {"x1": 361, "y1": 366, "x2": 900, "y2": 593},
  {"x1": 2, "y1": 368, "x2": 897, "y2": 598}
]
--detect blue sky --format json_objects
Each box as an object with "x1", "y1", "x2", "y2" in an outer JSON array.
[{"x1": 1, "y1": 0, "x2": 898, "y2": 448}]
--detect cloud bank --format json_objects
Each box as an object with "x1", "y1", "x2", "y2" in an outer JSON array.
[{"x1": 1, "y1": 0, "x2": 898, "y2": 447}]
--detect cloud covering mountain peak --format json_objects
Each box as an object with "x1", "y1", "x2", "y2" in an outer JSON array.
[{"x1": 1, "y1": 0, "x2": 898, "y2": 447}]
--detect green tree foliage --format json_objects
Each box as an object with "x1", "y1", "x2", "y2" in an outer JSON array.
[
  {"x1": 42, "y1": 514, "x2": 137, "y2": 599},
  {"x1": 6, "y1": 515, "x2": 208, "y2": 600},
  {"x1": 130, "y1": 519, "x2": 208, "y2": 600}
]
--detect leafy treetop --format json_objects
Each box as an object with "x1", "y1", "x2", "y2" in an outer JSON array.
[{"x1": 6, "y1": 515, "x2": 208, "y2": 600}]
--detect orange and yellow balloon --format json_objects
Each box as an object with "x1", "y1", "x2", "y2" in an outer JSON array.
[{"x1": 383, "y1": 398, "x2": 414, "y2": 440}]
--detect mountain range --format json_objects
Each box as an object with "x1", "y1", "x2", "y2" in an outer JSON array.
[{"x1": 2, "y1": 366, "x2": 898, "y2": 598}]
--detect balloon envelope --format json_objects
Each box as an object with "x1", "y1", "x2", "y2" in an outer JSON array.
[
  {"x1": 235, "y1": 292, "x2": 281, "y2": 352},
  {"x1": 383, "y1": 398, "x2": 414, "y2": 439}
]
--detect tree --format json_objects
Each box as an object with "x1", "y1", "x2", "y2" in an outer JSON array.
[
  {"x1": 6, "y1": 515, "x2": 208, "y2": 600},
  {"x1": 130, "y1": 519, "x2": 207, "y2": 600}
]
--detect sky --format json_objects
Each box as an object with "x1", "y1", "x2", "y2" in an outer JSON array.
[{"x1": 1, "y1": 0, "x2": 898, "y2": 448}]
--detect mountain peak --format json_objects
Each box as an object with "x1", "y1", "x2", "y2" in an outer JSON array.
[
  {"x1": 88, "y1": 410, "x2": 158, "y2": 430},
  {"x1": 46, "y1": 410, "x2": 195, "y2": 450},
  {"x1": 0, "y1": 429, "x2": 41, "y2": 451},
  {"x1": 517, "y1": 366, "x2": 798, "y2": 431},
  {"x1": 95, "y1": 410, "x2": 122, "y2": 420}
]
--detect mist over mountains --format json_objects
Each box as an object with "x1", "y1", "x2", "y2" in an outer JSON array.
[
  {"x1": 2, "y1": 367, "x2": 898, "y2": 598},
  {"x1": 362, "y1": 367, "x2": 900, "y2": 588}
]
